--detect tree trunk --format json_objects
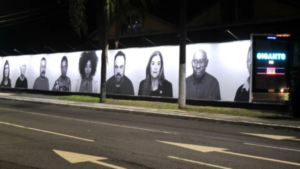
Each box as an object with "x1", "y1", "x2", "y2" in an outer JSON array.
[
  {"x1": 178, "y1": 0, "x2": 186, "y2": 109},
  {"x1": 97, "y1": 0, "x2": 108, "y2": 103}
]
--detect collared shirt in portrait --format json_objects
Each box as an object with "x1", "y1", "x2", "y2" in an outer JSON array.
[
  {"x1": 186, "y1": 73, "x2": 221, "y2": 100},
  {"x1": 234, "y1": 78, "x2": 250, "y2": 102}
]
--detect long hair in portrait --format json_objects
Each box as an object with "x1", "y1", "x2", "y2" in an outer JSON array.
[
  {"x1": 78, "y1": 51, "x2": 98, "y2": 78},
  {"x1": 140, "y1": 51, "x2": 165, "y2": 95},
  {"x1": 2, "y1": 60, "x2": 10, "y2": 81}
]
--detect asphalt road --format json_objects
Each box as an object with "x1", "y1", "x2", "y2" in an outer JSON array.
[{"x1": 0, "y1": 99, "x2": 300, "y2": 169}]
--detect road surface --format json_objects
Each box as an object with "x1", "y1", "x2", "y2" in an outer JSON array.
[{"x1": 0, "y1": 99, "x2": 300, "y2": 169}]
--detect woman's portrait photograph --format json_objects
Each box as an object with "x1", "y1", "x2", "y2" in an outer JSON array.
[
  {"x1": 75, "y1": 51, "x2": 98, "y2": 93},
  {"x1": 1, "y1": 60, "x2": 12, "y2": 88},
  {"x1": 138, "y1": 51, "x2": 173, "y2": 97}
]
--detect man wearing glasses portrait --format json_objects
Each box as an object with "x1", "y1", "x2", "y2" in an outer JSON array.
[{"x1": 186, "y1": 49, "x2": 221, "y2": 100}]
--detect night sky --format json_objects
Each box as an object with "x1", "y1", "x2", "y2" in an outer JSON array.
[
  {"x1": 0, "y1": 0, "x2": 299, "y2": 56},
  {"x1": 0, "y1": 0, "x2": 219, "y2": 55}
]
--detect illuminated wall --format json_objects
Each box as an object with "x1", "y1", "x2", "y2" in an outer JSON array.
[{"x1": 0, "y1": 40, "x2": 251, "y2": 102}]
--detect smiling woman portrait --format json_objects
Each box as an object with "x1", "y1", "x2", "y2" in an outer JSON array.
[
  {"x1": 1, "y1": 60, "x2": 12, "y2": 88},
  {"x1": 75, "y1": 51, "x2": 98, "y2": 93},
  {"x1": 138, "y1": 51, "x2": 173, "y2": 97}
]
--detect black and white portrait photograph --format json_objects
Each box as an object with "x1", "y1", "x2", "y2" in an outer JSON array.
[
  {"x1": 186, "y1": 49, "x2": 221, "y2": 100},
  {"x1": 52, "y1": 56, "x2": 71, "y2": 91},
  {"x1": 33, "y1": 57, "x2": 49, "y2": 90},
  {"x1": 0, "y1": 60, "x2": 12, "y2": 88},
  {"x1": 234, "y1": 47, "x2": 251, "y2": 102},
  {"x1": 15, "y1": 63, "x2": 28, "y2": 88},
  {"x1": 75, "y1": 51, "x2": 98, "y2": 93},
  {"x1": 106, "y1": 51, "x2": 134, "y2": 95},
  {"x1": 138, "y1": 51, "x2": 173, "y2": 97}
]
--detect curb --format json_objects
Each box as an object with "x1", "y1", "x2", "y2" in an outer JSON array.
[{"x1": 1, "y1": 96, "x2": 300, "y2": 132}]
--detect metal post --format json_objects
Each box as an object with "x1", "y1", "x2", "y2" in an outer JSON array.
[{"x1": 178, "y1": 0, "x2": 186, "y2": 109}]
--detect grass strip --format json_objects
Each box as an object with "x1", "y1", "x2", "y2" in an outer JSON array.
[{"x1": 58, "y1": 95, "x2": 288, "y2": 118}]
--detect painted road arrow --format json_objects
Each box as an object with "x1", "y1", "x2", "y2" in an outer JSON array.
[
  {"x1": 241, "y1": 133, "x2": 300, "y2": 141},
  {"x1": 157, "y1": 141, "x2": 300, "y2": 167},
  {"x1": 53, "y1": 150, "x2": 126, "y2": 169}
]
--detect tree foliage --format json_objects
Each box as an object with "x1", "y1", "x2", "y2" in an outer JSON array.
[{"x1": 65, "y1": 0, "x2": 155, "y2": 40}]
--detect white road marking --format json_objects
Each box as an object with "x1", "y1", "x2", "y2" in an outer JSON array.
[
  {"x1": 0, "y1": 121, "x2": 94, "y2": 142},
  {"x1": 241, "y1": 132, "x2": 300, "y2": 141},
  {"x1": 169, "y1": 156, "x2": 232, "y2": 169},
  {"x1": 0, "y1": 107, "x2": 176, "y2": 135},
  {"x1": 244, "y1": 143, "x2": 300, "y2": 152},
  {"x1": 158, "y1": 140, "x2": 300, "y2": 167},
  {"x1": 54, "y1": 149, "x2": 126, "y2": 169}
]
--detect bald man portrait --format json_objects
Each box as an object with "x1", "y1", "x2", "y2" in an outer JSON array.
[
  {"x1": 106, "y1": 51, "x2": 134, "y2": 95},
  {"x1": 186, "y1": 49, "x2": 221, "y2": 100}
]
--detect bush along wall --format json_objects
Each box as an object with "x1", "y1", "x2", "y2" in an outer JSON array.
[
  {"x1": 289, "y1": 64, "x2": 300, "y2": 117},
  {"x1": 289, "y1": 42, "x2": 300, "y2": 117}
]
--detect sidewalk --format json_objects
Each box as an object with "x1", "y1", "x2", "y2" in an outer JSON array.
[{"x1": 0, "y1": 92, "x2": 299, "y2": 131}]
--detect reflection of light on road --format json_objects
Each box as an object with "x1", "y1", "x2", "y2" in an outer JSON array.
[{"x1": 169, "y1": 156, "x2": 231, "y2": 169}]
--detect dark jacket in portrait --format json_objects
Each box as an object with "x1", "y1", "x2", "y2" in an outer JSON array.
[
  {"x1": 138, "y1": 79, "x2": 173, "y2": 97},
  {"x1": 106, "y1": 76, "x2": 134, "y2": 95},
  {"x1": 234, "y1": 84, "x2": 249, "y2": 102},
  {"x1": 15, "y1": 77, "x2": 28, "y2": 89},
  {"x1": 186, "y1": 72, "x2": 221, "y2": 100},
  {"x1": 33, "y1": 76, "x2": 49, "y2": 90},
  {"x1": 0, "y1": 79, "x2": 11, "y2": 88}
]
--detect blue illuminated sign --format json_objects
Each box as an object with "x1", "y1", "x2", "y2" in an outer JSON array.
[
  {"x1": 267, "y1": 37, "x2": 277, "y2": 40},
  {"x1": 257, "y1": 53, "x2": 286, "y2": 61}
]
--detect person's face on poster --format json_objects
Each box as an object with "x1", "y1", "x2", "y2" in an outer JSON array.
[
  {"x1": 20, "y1": 64, "x2": 26, "y2": 76},
  {"x1": 247, "y1": 50, "x2": 251, "y2": 75},
  {"x1": 192, "y1": 51, "x2": 208, "y2": 79},
  {"x1": 85, "y1": 60, "x2": 92, "y2": 78},
  {"x1": 40, "y1": 60, "x2": 46, "y2": 78},
  {"x1": 150, "y1": 55, "x2": 161, "y2": 79},
  {"x1": 114, "y1": 56, "x2": 125, "y2": 84},
  {"x1": 4, "y1": 64, "x2": 9, "y2": 78},
  {"x1": 61, "y1": 60, "x2": 68, "y2": 77}
]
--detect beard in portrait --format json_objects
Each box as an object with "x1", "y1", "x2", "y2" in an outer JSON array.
[
  {"x1": 75, "y1": 51, "x2": 98, "y2": 93},
  {"x1": 15, "y1": 63, "x2": 28, "y2": 88},
  {"x1": 186, "y1": 49, "x2": 221, "y2": 100},
  {"x1": 33, "y1": 57, "x2": 49, "y2": 90},
  {"x1": 138, "y1": 51, "x2": 173, "y2": 97},
  {"x1": 52, "y1": 56, "x2": 71, "y2": 91},
  {"x1": 0, "y1": 60, "x2": 12, "y2": 88},
  {"x1": 106, "y1": 51, "x2": 134, "y2": 95}
]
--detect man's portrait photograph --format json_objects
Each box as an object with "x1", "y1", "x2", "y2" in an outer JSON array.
[
  {"x1": 186, "y1": 49, "x2": 221, "y2": 100},
  {"x1": 52, "y1": 56, "x2": 71, "y2": 91},
  {"x1": 106, "y1": 51, "x2": 134, "y2": 95},
  {"x1": 33, "y1": 57, "x2": 49, "y2": 90}
]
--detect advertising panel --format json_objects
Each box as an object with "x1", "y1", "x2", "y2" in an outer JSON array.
[
  {"x1": 252, "y1": 35, "x2": 290, "y2": 93},
  {"x1": 0, "y1": 40, "x2": 251, "y2": 102}
]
